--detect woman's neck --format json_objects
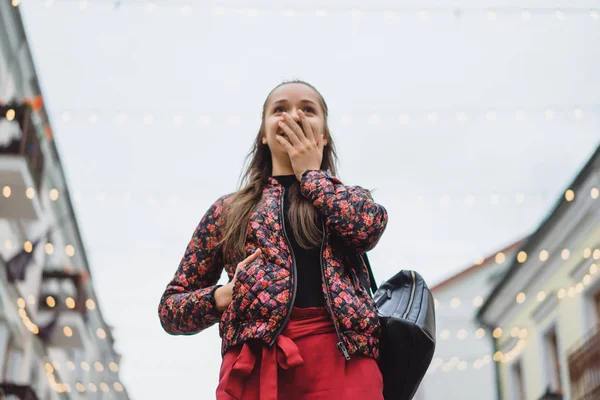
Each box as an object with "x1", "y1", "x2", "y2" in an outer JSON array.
[{"x1": 271, "y1": 158, "x2": 295, "y2": 177}]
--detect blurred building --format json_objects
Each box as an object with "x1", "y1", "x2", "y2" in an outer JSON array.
[
  {"x1": 0, "y1": 2, "x2": 130, "y2": 399},
  {"x1": 478, "y1": 144, "x2": 600, "y2": 400},
  {"x1": 414, "y1": 239, "x2": 524, "y2": 400}
]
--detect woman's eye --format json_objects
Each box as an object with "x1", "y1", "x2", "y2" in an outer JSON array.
[
  {"x1": 303, "y1": 107, "x2": 315, "y2": 114},
  {"x1": 273, "y1": 107, "x2": 285, "y2": 113}
]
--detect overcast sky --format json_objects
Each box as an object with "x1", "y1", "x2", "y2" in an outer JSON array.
[{"x1": 18, "y1": 1, "x2": 600, "y2": 398}]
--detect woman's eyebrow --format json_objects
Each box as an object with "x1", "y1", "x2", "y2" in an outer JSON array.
[{"x1": 271, "y1": 99, "x2": 318, "y2": 106}]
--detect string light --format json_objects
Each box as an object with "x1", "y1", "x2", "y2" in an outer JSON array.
[
  {"x1": 39, "y1": 360, "x2": 122, "y2": 374},
  {"x1": 495, "y1": 252, "x2": 506, "y2": 264},
  {"x1": 45, "y1": 243, "x2": 54, "y2": 255},
  {"x1": 47, "y1": 377, "x2": 125, "y2": 394},
  {"x1": 65, "y1": 297, "x2": 76, "y2": 309},
  {"x1": 25, "y1": 187, "x2": 35, "y2": 199},
  {"x1": 26, "y1": 1, "x2": 600, "y2": 21},
  {"x1": 65, "y1": 244, "x2": 75, "y2": 257},
  {"x1": 49, "y1": 188, "x2": 59, "y2": 201},
  {"x1": 5, "y1": 108, "x2": 16, "y2": 120},
  {"x1": 51, "y1": 105, "x2": 600, "y2": 126},
  {"x1": 46, "y1": 361, "x2": 126, "y2": 397},
  {"x1": 536, "y1": 291, "x2": 546, "y2": 302},
  {"x1": 63, "y1": 326, "x2": 73, "y2": 337},
  {"x1": 86, "y1": 299, "x2": 97, "y2": 310},
  {"x1": 427, "y1": 353, "x2": 496, "y2": 374},
  {"x1": 109, "y1": 362, "x2": 119, "y2": 372},
  {"x1": 17, "y1": 301, "x2": 39, "y2": 334},
  {"x1": 46, "y1": 296, "x2": 56, "y2": 308},
  {"x1": 5, "y1": 185, "x2": 586, "y2": 209},
  {"x1": 565, "y1": 189, "x2": 575, "y2": 201},
  {"x1": 450, "y1": 298, "x2": 461, "y2": 308}
]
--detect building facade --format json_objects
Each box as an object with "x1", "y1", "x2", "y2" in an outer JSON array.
[
  {"x1": 415, "y1": 240, "x2": 523, "y2": 400},
  {"x1": 478, "y1": 144, "x2": 600, "y2": 400},
  {"x1": 0, "y1": 2, "x2": 130, "y2": 399}
]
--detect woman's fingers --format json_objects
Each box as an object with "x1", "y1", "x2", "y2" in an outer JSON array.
[
  {"x1": 279, "y1": 116, "x2": 303, "y2": 146},
  {"x1": 297, "y1": 110, "x2": 315, "y2": 142},
  {"x1": 244, "y1": 248, "x2": 262, "y2": 264},
  {"x1": 275, "y1": 133, "x2": 296, "y2": 154},
  {"x1": 234, "y1": 248, "x2": 262, "y2": 282}
]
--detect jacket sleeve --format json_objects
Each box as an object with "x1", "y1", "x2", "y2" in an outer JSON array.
[
  {"x1": 300, "y1": 169, "x2": 388, "y2": 253},
  {"x1": 158, "y1": 195, "x2": 228, "y2": 335}
]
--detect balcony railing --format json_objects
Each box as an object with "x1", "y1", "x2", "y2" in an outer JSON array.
[
  {"x1": 0, "y1": 382, "x2": 40, "y2": 400},
  {"x1": 37, "y1": 269, "x2": 90, "y2": 350},
  {"x1": 568, "y1": 324, "x2": 600, "y2": 400},
  {"x1": 0, "y1": 104, "x2": 44, "y2": 191},
  {"x1": 38, "y1": 270, "x2": 87, "y2": 315}
]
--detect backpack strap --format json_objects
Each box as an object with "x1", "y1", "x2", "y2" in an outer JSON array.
[{"x1": 359, "y1": 253, "x2": 379, "y2": 295}]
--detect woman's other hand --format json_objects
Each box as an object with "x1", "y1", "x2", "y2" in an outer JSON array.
[{"x1": 214, "y1": 249, "x2": 262, "y2": 312}]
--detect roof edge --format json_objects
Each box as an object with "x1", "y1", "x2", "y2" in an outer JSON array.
[{"x1": 477, "y1": 142, "x2": 600, "y2": 324}]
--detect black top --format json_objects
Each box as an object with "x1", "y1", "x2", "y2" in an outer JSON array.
[{"x1": 273, "y1": 174, "x2": 326, "y2": 308}]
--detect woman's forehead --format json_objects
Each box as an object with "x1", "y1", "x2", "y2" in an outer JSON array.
[{"x1": 267, "y1": 83, "x2": 320, "y2": 104}]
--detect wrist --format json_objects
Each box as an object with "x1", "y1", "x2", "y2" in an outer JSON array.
[
  {"x1": 298, "y1": 168, "x2": 320, "y2": 181},
  {"x1": 214, "y1": 285, "x2": 230, "y2": 312}
]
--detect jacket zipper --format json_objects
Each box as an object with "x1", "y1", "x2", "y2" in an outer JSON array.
[
  {"x1": 270, "y1": 187, "x2": 298, "y2": 346},
  {"x1": 402, "y1": 270, "x2": 417, "y2": 320},
  {"x1": 320, "y1": 219, "x2": 351, "y2": 360}
]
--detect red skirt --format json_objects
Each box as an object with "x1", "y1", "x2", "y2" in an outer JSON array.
[{"x1": 216, "y1": 307, "x2": 383, "y2": 400}]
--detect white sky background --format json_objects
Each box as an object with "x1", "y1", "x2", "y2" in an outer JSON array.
[{"x1": 18, "y1": 0, "x2": 600, "y2": 398}]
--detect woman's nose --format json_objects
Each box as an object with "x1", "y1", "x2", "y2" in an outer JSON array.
[{"x1": 289, "y1": 110, "x2": 300, "y2": 122}]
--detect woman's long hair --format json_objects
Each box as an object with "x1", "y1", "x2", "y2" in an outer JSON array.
[{"x1": 218, "y1": 80, "x2": 339, "y2": 265}]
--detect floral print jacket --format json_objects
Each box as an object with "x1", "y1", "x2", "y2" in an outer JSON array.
[{"x1": 158, "y1": 170, "x2": 388, "y2": 360}]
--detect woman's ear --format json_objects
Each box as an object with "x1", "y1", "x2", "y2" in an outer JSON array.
[{"x1": 262, "y1": 136, "x2": 267, "y2": 145}]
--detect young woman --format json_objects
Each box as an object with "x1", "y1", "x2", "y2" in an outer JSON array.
[{"x1": 158, "y1": 81, "x2": 388, "y2": 399}]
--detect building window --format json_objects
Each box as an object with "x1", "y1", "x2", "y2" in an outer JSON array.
[
  {"x1": 511, "y1": 359, "x2": 526, "y2": 400},
  {"x1": 543, "y1": 327, "x2": 563, "y2": 395}
]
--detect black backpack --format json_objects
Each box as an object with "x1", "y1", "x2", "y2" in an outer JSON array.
[{"x1": 350, "y1": 253, "x2": 437, "y2": 400}]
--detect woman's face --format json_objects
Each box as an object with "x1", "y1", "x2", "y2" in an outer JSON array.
[{"x1": 262, "y1": 83, "x2": 327, "y2": 157}]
